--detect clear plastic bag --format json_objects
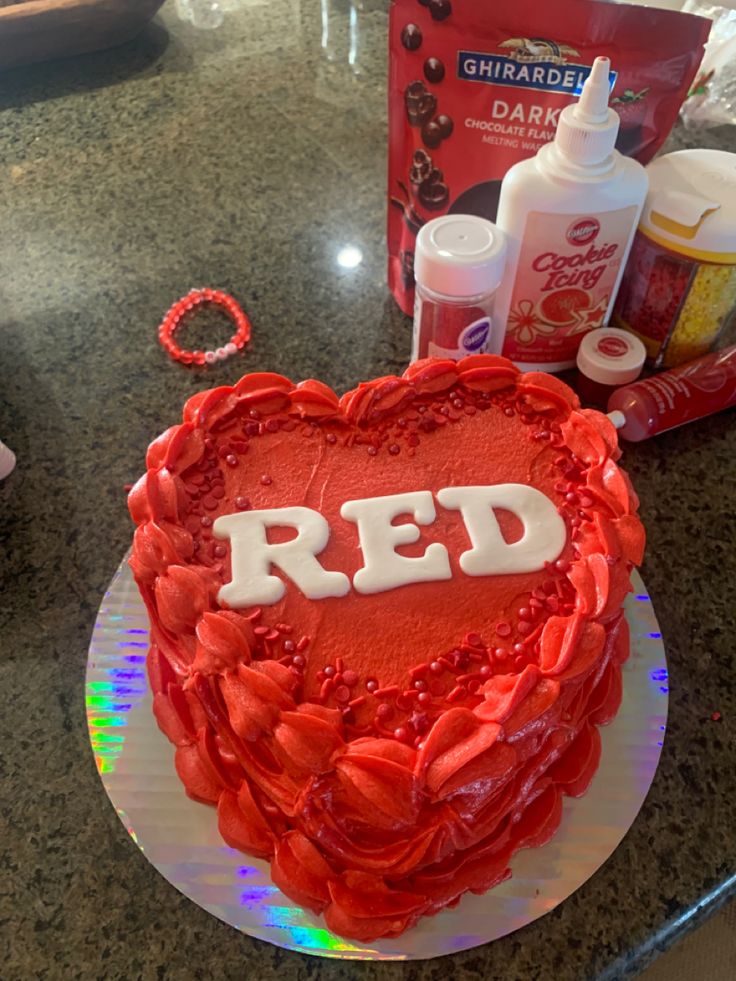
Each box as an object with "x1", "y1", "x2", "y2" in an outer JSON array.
[{"x1": 680, "y1": 2, "x2": 736, "y2": 127}]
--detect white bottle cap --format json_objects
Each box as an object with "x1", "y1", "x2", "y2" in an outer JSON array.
[
  {"x1": 554, "y1": 56, "x2": 620, "y2": 168},
  {"x1": 414, "y1": 215, "x2": 507, "y2": 299},
  {"x1": 577, "y1": 328, "x2": 646, "y2": 386}
]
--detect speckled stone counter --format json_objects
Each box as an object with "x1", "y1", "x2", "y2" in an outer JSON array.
[{"x1": 0, "y1": 2, "x2": 734, "y2": 978}]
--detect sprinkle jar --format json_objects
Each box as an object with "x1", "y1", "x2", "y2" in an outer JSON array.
[{"x1": 612, "y1": 149, "x2": 736, "y2": 368}]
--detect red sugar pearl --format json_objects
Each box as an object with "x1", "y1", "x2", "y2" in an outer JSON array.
[
  {"x1": 326, "y1": 433, "x2": 337, "y2": 445},
  {"x1": 323, "y1": 665, "x2": 336, "y2": 678},
  {"x1": 283, "y1": 640, "x2": 295, "y2": 653},
  {"x1": 213, "y1": 544, "x2": 227, "y2": 558},
  {"x1": 226, "y1": 454, "x2": 238, "y2": 467},
  {"x1": 518, "y1": 607, "x2": 531, "y2": 620},
  {"x1": 429, "y1": 661, "x2": 443, "y2": 675},
  {"x1": 413, "y1": 679, "x2": 428, "y2": 692},
  {"x1": 513, "y1": 643, "x2": 526, "y2": 655},
  {"x1": 292, "y1": 654, "x2": 306, "y2": 669},
  {"x1": 417, "y1": 691, "x2": 432, "y2": 705},
  {"x1": 518, "y1": 621, "x2": 532, "y2": 636},
  {"x1": 388, "y1": 444, "x2": 400, "y2": 455},
  {"x1": 235, "y1": 496, "x2": 251, "y2": 511},
  {"x1": 260, "y1": 475, "x2": 273, "y2": 486},
  {"x1": 480, "y1": 664, "x2": 492, "y2": 677},
  {"x1": 555, "y1": 559, "x2": 570, "y2": 572},
  {"x1": 394, "y1": 726, "x2": 408, "y2": 742},
  {"x1": 494, "y1": 648, "x2": 508, "y2": 660},
  {"x1": 366, "y1": 679, "x2": 379, "y2": 693},
  {"x1": 367, "y1": 446, "x2": 378, "y2": 456}
]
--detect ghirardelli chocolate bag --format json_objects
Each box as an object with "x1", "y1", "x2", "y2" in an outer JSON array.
[{"x1": 388, "y1": 0, "x2": 710, "y2": 314}]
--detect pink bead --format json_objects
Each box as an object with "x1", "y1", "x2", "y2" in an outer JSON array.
[
  {"x1": 216, "y1": 347, "x2": 227, "y2": 360},
  {"x1": 204, "y1": 351, "x2": 217, "y2": 364},
  {"x1": 225, "y1": 342, "x2": 238, "y2": 355}
]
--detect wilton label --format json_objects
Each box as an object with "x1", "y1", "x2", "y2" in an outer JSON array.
[{"x1": 502, "y1": 206, "x2": 637, "y2": 364}]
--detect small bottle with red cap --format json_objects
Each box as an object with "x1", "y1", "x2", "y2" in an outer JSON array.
[{"x1": 575, "y1": 327, "x2": 646, "y2": 407}]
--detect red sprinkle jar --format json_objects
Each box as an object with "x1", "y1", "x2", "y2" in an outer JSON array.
[{"x1": 412, "y1": 215, "x2": 507, "y2": 363}]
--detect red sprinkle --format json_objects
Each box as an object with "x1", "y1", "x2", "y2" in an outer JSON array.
[
  {"x1": 375, "y1": 685, "x2": 400, "y2": 698},
  {"x1": 348, "y1": 696, "x2": 367, "y2": 710},
  {"x1": 296, "y1": 636, "x2": 310, "y2": 651},
  {"x1": 320, "y1": 679, "x2": 335, "y2": 700},
  {"x1": 447, "y1": 685, "x2": 468, "y2": 703},
  {"x1": 711, "y1": 711, "x2": 722, "y2": 722},
  {"x1": 254, "y1": 626, "x2": 269, "y2": 637},
  {"x1": 335, "y1": 657, "x2": 344, "y2": 674}
]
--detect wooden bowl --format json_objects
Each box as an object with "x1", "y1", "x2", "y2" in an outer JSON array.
[{"x1": 0, "y1": 0, "x2": 166, "y2": 71}]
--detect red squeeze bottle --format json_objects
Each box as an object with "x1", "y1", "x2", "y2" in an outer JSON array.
[{"x1": 607, "y1": 345, "x2": 736, "y2": 441}]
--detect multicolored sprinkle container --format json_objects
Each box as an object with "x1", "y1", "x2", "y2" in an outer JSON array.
[{"x1": 612, "y1": 149, "x2": 736, "y2": 368}]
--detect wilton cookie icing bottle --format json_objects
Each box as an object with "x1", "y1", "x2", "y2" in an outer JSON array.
[{"x1": 496, "y1": 57, "x2": 648, "y2": 372}]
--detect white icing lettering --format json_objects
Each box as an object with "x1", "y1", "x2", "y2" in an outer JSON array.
[
  {"x1": 436, "y1": 485, "x2": 566, "y2": 575},
  {"x1": 340, "y1": 491, "x2": 452, "y2": 595},
  {"x1": 214, "y1": 507, "x2": 350, "y2": 606}
]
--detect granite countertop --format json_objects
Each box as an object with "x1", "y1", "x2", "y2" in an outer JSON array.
[{"x1": 1, "y1": 1, "x2": 734, "y2": 978}]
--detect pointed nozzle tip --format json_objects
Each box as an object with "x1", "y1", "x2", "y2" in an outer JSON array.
[{"x1": 591, "y1": 56, "x2": 611, "y2": 80}]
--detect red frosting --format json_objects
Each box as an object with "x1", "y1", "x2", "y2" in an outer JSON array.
[{"x1": 129, "y1": 355, "x2": 644, "y2": 941}]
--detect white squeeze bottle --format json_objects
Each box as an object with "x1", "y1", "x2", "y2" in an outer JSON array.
[{"x1": 496, "y1": 57, "x2": 648, "y2": 372}]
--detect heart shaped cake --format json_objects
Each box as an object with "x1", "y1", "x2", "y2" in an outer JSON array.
[{"x1": 128, "y1": 355, "x2": 644, "y2": 941}]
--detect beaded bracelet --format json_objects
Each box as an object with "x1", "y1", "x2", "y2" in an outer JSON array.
[{"x1": 158, "y1": 288, "x2": 251, "y2": 366}]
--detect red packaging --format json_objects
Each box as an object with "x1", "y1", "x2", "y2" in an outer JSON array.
[
  {"x1": 608, "y1": 345, "x2": 736, "y2": 441},
  {"x1": 388, "y1": 0, "x2": 711, "y2": 315}
]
